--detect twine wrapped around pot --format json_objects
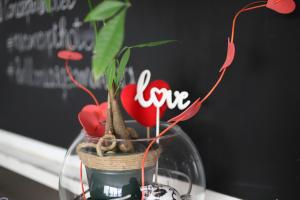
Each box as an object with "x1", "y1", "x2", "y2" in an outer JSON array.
[{"x1": 76, "y1": 143, "x2": 161, "y2": 171}]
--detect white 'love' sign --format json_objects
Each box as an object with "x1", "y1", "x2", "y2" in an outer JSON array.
[
  {"x1": 135, "y1": 70, "x2": 191, "y2": 110},
  {"x1": 134, "y1": 69, "x2": 191, "y2": 140}
]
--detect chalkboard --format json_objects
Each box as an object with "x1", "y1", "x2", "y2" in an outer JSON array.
[{"x1": 0, "y1": 0, "x2": 299, "y2": 199}]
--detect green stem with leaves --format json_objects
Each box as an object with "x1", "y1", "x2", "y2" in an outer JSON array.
[{"x1": 85, "y1": 0, "x2": 177, "y2": 153}]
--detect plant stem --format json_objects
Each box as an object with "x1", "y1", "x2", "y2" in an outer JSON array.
[
  {"x1": 105, "y1": 93, "x2": 114, "y2": 135},
  {"x1": 108, "y1": 84, "x2": 134, "y2": 152}
]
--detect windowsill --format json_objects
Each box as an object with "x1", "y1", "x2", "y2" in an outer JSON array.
[{"x1": 0, "y1": 129, "x2": 240, "y2": 200}]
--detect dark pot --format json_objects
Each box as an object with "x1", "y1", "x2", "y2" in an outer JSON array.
[{"x1": 86, "y1": 167, "x2": 154, "y2": 200}]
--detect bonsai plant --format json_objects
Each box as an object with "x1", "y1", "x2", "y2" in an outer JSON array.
[
  {"x1": 55, "y1": 0, "x2": 297, "y2": 200},
  {"x1": 57, "y1": 0, "x2": 177, "y2": 199},
  {"x1": 82, "y1": 0, "x2": 176, "y2": 151}
]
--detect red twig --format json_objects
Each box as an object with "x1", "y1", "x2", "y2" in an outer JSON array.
[
  {"x1": 65, "y1": 60, "x2": 100, "y2": 106},
  {"x1": 231, "y1": 1, "x2": 267, "y2": 42},
  {"x1": 140, "y1": 2, "x2": 268, "y2": 200}
]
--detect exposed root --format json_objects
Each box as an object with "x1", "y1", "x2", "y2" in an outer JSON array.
[{"x1": 109, "y1": 84, "x2": 135, "y2": 153}]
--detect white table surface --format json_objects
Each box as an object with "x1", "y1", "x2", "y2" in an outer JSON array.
[{"x1": 0, "y1": 129, "x2": 241, "y2": 200}]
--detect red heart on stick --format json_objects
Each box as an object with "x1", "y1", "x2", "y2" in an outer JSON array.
[
  {"x1": 121, "y1": 80, "x2": 170, "y2": 127},
  {"x1": 266, "y1": 0, "x2": 296, "y2": 14},
  {"x1": 78, "y1": 103, "x2": 108, "y2": 137}
]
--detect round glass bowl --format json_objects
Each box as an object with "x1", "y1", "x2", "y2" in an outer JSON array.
[{"x1": 59, "y1": 120, "x2": 206, "y2": 200}]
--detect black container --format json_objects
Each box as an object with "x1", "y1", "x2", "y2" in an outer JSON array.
[{"x1": 86, "y1": 166, "x2": 155, "y2": 200}]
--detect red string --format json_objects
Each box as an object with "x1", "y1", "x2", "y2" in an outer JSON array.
[
  {"x1": 64, "y1": 60, "x2": 100, "y2": 106},
  {"x1": 140, "y1": 2, "x2": 268, "y2": 200},
  {"x1": 80, "y1": 161, "x2": 87, "y2": 200}
]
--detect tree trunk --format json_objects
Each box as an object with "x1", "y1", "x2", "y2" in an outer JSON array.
[
  {"x1": 108, "y1": 85, "x2": 134, "y2": 153},
  {"x1": 104, "y1": 94, "x2": 113, "y2": 135}
]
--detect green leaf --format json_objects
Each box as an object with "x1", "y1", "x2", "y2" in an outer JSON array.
[
  {"x1": 116, "y1": 48, "x2": 131, "y2": 84},
  {"x1": 130, "y1": 40, "x2": 177, "y2": 48},
  {"x1": 44, "y1": 0, "x2": 51, "y2": 13},
  {"x1": 85, "y1": 0, "x2": 126, "y2": 22},
  {"x1": 92, "y1": 10, "x2": 126, "y2": 80},
  {"x1": 106, "y1": 61, "x2": 116, "y2": 89}
]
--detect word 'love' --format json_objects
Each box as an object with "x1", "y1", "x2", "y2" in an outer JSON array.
[{"x1": 135, "y1": 70, "x2": 190, "y2": 110}]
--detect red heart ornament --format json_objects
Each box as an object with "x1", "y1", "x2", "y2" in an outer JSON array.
[
  {"x1": 168, "y1": 98, "x2": 202, "y2": 123},
  {"x1": 121, "y1": 80, "x2": 170, "y2": 127},
  {"x1": 266, "y1": 0, "x2": 296, "y2": 14},
  {"x1": 219, "y1": 38, "x2": 235, "y2": 72},
  {"x1": 78, "y1": 103, "x2": 108, "y2": 137}
]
